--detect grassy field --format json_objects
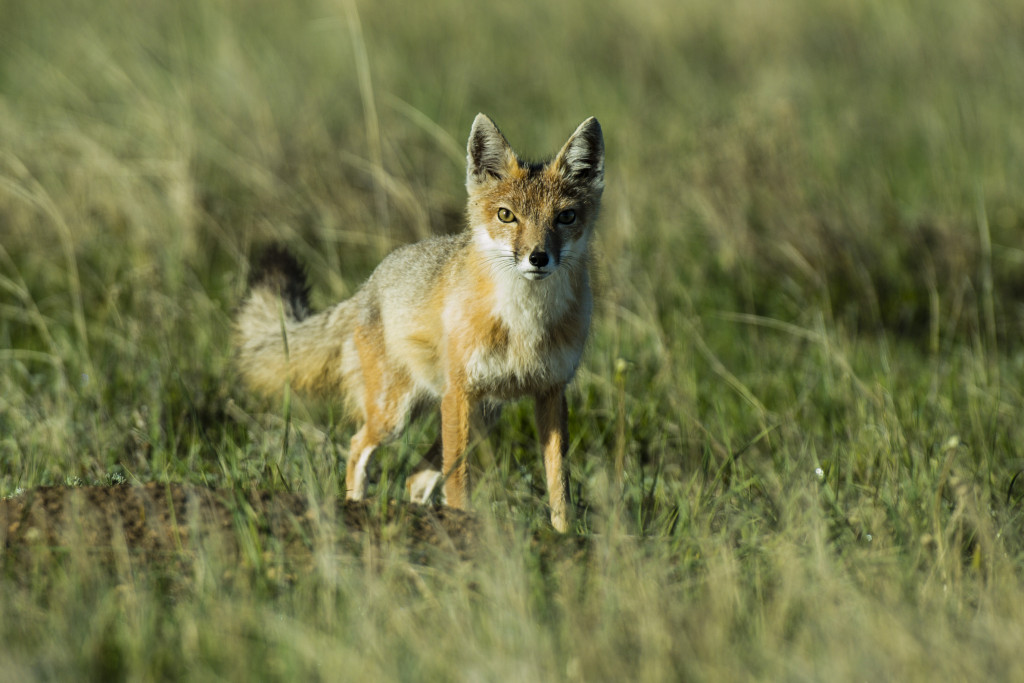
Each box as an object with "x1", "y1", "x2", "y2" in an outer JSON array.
[{"x1": 3, "y1": 0, "x2": 1024, "y2": 679}]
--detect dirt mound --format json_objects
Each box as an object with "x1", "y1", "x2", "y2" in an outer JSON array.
[{"x1": 1, "y1": 482, "x2": 478, "y2": 570}]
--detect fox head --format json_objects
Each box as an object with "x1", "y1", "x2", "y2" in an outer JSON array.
[{"x1": 466, "y1": 114, "x2": 604, "y2": 282}]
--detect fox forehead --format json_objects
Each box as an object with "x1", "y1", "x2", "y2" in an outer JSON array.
[{"x1": 470, "y1": 163, "x2": 596, "y2": 218}]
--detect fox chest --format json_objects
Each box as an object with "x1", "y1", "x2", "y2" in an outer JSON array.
[
  {"x1": 441, "y1": 268, "x2": 594, "y2": 399},
  {"x1": 461, "y1": 310, "x2": 588, "y2": 399}
]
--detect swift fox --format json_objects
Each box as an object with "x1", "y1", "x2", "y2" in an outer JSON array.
[{"x1": 234, "y1": 114, "x2": 604, "y2": 532}]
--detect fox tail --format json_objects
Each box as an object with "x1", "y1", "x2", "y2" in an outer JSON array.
[{"x1": 233, "y1": 247, "x2": 353, "y2": 399}]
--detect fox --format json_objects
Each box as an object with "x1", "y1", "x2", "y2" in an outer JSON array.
[{"x1": 233, "y1": 114, "x2": 604, "y2": 532}]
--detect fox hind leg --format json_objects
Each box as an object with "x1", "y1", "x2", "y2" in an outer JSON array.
[
  {"x1": 346, "y1": 323, "x2": 414, "y2": 500},
  {"x1": 345, "y1": 392, "x2": 416, "y2": 501},
  {"x1": 346, "y1": 425, "x2": 379, "y2": 501},
  {"x1": 406, "y1": 434, "x2": 444, "y2": 504}
]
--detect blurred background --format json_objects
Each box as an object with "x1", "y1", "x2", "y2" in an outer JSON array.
[{"x1": 2, "y1": 0, "x2": 1023, "y2": 492}]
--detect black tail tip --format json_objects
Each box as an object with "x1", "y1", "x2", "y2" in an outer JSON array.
[{"x1": 249, "y1": 245, "x2": 312, "y2": 321}]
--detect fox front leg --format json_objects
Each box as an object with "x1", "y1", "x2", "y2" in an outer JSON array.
[
  {"x1": 535, "y1": 387, "x2": 572, "y2": 532},
  {"x1": 441, "y1": 384, "x2": 472, "y2": 509}
]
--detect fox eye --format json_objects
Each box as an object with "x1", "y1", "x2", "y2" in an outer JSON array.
[
  {"x1": 497, "y1": 208, "x2": 516, "y2": 223},
  {"x1": 556, "y1": 209, "x2": 576, "y2": 225}
]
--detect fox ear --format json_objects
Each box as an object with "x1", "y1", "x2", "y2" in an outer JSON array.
[
  {"x1": 554, "y1": 117, "x2": 604, "y2": 192},
  {"x1": 467, "y1": 113, "x2": 515, "y2": 186}
]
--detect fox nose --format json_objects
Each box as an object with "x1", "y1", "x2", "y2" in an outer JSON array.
[{"x1": 528, "y1": 250, "x2": 550, "y2": 268}]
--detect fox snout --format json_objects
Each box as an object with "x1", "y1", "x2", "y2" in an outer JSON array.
[
  {"x1": 528, "y1": 249, "x2": 550, "y2": 268},
  {"x1": 519, "y1": 241, "x2": 558, "y2": 280}
]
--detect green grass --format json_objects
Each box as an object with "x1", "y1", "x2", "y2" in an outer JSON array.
[{"x1": 3, "y1": 0, "x2": 1024, "y2": 679}]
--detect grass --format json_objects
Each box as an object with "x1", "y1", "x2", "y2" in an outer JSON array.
[{"x1": 2, "y1": 0, "x2": 1024, "y2": 679}]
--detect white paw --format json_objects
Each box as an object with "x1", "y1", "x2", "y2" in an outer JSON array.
[{"x1": 407, "y1": 469, "x2": 443, "y2": 504}]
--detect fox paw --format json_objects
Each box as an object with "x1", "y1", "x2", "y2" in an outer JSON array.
[{"x1": 406, "y1": 469, "x2": 444, "y2": 505}]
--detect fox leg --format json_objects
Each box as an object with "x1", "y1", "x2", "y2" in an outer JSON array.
[
  {"x1": 346, "y1": 425, "x2": 379, "y2": 501},
  {"x1": 440, "y1": 385, "x2": 472, "y2": 509},
  {"x1": 406, "y1": 433, "x2": 443, "y2": 504},
  {"x1": 535, "y1": 387, "x2": 571, "y2": 532},
  {"x1": 408, "y1": 399, "x2": 502, "y2": 504},
  {"x1": 346, "y1": 323, "x2": 412, "y2": 501},
  {"x1": 346, "y1": 394, "x2": 410, "y2": 500}
]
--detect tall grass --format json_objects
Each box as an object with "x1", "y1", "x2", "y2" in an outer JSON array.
[{"x1": 2, "y1": 0, "x2": 1024, "y2": 679}]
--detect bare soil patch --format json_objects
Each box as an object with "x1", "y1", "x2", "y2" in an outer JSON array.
[{"x1": 1, "y1": 483, "x2": 478, "y2": 575}]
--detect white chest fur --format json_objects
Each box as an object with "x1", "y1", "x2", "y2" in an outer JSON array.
[{"x1": 464, "y1": 267, "x2": 590, "y2": 397}]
